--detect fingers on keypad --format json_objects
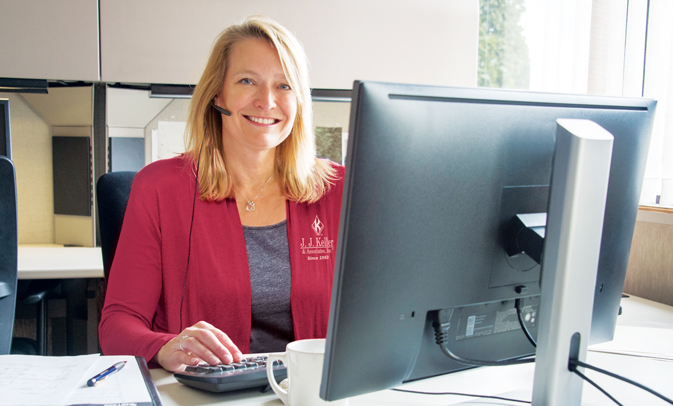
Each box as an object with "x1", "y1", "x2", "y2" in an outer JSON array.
[{"x1": 184, "y1": 356, "x2": 283, "y2": 374}]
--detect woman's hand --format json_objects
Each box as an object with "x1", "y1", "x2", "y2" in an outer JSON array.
[{"x1": 154, "y1": 321, "x2": 243, "y2": 372}]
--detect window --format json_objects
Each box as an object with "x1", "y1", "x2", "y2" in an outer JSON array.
[{"x1": 478, "y1": 0, "x2": 673, "y2": 208}]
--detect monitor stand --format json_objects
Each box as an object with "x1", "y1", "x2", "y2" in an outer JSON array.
[{"x1": 532, "y1": 119, "x2": 614, "y2": 405}]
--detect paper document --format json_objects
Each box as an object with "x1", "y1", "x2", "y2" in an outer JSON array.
[{"x1": 0, "y1": 354, "x2": 154, "y2": 406}]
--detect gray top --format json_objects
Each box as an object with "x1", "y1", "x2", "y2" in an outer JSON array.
[{"x1": 243, "y1": 220, "x2": 294, "y2": 353}]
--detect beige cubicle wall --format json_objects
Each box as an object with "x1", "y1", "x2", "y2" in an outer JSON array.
[
  {"x1": 1, "y1": 0, "x2": 479, "y2": 87},
  {"x1": 0, "y1": 0, "x2": 100, "y2": 82},
  {"x1": 99, "y1": 0, "x2": 479, "y2": 88},
  {"x1": 1, "y1": 87, "x2": 95, "y2": 247},
  {"x1": 624, "y1": 208, "x2": 673, "y2": 307},
  {"x1": 1, "y1": 0, "x2": 480, "y2": 88},
  {"x1": 0, "y1": 92, "x2": 54, "y2": 244}
]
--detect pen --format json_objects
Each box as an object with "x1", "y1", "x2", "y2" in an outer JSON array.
[{"x1": 86, "y1": 361, "x2": 127, "y2": 386}]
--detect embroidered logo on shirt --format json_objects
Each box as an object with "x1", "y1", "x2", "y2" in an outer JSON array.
[
  {"x1": 301, "y1": 216, "x2": 334, "y2": 261},
  {"x1": 312, "y1": 215, "x2": 324, "y2": 236}
]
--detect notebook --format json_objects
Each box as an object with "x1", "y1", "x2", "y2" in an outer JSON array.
[{"x1": 0, "y1": 354, "x2": 162, "y2": 406}]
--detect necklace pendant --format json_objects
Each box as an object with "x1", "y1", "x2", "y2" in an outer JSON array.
[{"x1": 246, "y1": 201, "x2": 256, "y2": 212}]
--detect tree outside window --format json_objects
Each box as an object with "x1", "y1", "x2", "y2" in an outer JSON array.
[{"x1": 478, "y1": 0, "x2": 530, "y2": 90}]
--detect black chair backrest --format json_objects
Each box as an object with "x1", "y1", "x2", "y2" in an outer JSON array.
[
  {"x1": 96, "y1": 171, "x2": 136, "y2": 305},
  {"x1": 0, "y1": 156, "x2": 18, "y2": 355}
]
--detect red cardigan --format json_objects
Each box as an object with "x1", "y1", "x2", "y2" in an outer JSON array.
[{"x1": 99, "y1": 156, "x2": 344, "y2": 362}]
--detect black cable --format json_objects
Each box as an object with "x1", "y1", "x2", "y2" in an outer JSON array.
[
  {"x1": 438, "y1": 341, "x2": 535, "y2": 367},
  {"x1": 570, "y1": 359, "x2": 673, "y2": 405},
  {"x1": 513, "y1": 299, "x2": 669, "y2": 404},
  {"x1": 433, "y1": 309, "x2": 535, "y2": 367},
  {"x1": 179, "y1": 131, "x2": 206, "y2": 331},
  {"x1": 515, "y1": 298, "x2": 537, "y2": 348},
  {"x1": 433, "y1": 304, "x2": 671, "y2": 405},
  {"x1": 572, "y1": 367, "x2": 624, "y2": 406},
  {"x1": 392, "y1": 388, "x2": 530, "y2": 404}
]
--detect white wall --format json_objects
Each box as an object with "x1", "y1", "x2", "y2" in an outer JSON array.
[{"x1": 144, "y1": 99, "x2": 191, "y2": 163}]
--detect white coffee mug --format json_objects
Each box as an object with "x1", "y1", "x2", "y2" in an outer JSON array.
[{"x1": 266, "y1": 339, "x2": 348, "y2": 406}]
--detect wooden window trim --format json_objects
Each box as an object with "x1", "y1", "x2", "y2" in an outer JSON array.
[{"x1": 639, "y1": 205, "x2": 673, "y2": 215}]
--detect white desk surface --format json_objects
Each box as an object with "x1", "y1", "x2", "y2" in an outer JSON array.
[
  {"x1": 17, "y1": 244, "x2": 104, "y2": 280},
  {"x1": 150, "y1": 295, "x2": 673, "y2": 406}
]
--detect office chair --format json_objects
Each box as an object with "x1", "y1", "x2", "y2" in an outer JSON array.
[
  {"x1": 11, "y1": 279, "x2": 62, "y2": 355},
  {"x1": 0, "y1": 156, "x2": 18, "y2": 355},
  {"x1": 96, "y1": 171, "x2": 136, "y2": 310}
]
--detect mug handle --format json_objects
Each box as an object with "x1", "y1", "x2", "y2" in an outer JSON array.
[{"x1": 266, "y1": 352, "x2": 288, "y2": 405}]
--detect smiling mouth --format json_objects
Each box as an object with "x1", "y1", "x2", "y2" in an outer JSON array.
[{"x1": 246, "y1": 116, "x2": 280, "y2": 125}]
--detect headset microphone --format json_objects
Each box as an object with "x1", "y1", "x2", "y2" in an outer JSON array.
[{"x1": 211, "y1": 101, "x2": 231, "y2": 116}]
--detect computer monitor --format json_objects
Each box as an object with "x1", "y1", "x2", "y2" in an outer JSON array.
[
  {"x1": 0, "y1": 99, "x2": 10, "y2": 159},
  {"x1": 320, "y1": 81, "x2": 656, "y2": 401}
]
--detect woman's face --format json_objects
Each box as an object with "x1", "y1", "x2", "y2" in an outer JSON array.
[{"x1": 216, "y1": 37, "x2": 298, "y2": 155}]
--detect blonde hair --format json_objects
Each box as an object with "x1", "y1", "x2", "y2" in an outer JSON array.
[{"x1": 185, "y1": 15, "x2": 336, "y2": 203}]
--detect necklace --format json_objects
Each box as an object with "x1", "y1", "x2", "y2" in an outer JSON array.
[{"x1": 238, "y1": 175, "x2": 273, "y2": 212}]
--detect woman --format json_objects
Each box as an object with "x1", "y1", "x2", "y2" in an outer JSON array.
[{"x1": 99, "y1": 15, "x2": 344, "y2": 373}]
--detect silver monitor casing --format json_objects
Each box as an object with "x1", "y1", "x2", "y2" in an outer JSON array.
[{"x1": 532, "y1": 119, "x2": 613, "y2": 405}]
